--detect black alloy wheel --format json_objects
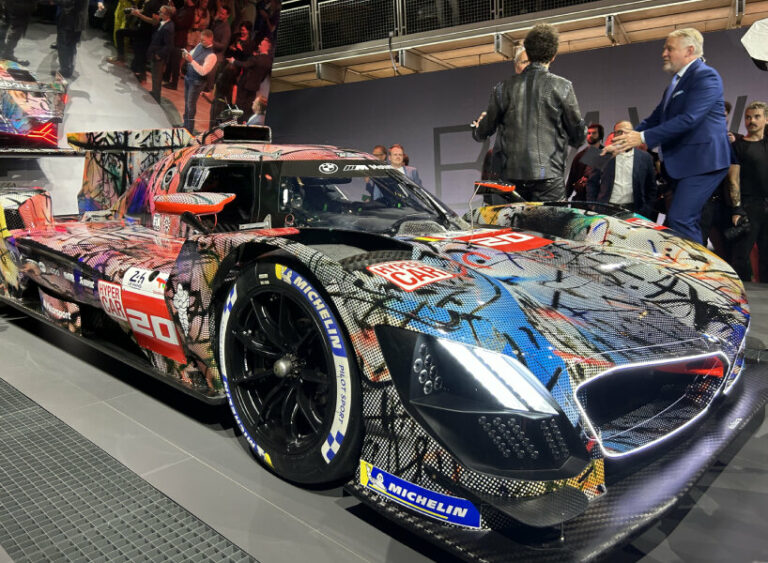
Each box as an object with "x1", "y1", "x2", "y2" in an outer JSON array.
[{"x1": 219, "y1": 261, "x2": 361, "y2": 484}]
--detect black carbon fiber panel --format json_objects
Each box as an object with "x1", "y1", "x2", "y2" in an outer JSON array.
[{"x1": 346, "y1": 366, "x2": 768, "y2": 562}]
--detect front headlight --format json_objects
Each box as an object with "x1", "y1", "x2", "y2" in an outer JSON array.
[{"x1": 376, "y1": 326, "x2": 589, "y2": 480}]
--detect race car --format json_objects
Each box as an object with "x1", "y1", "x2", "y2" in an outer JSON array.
[
  {"x1": 0, "y1": 125, "x2": 759, "y2": 557},
  {"x1": 0, "y1": 60, "x2": 68, "y2": 148}
]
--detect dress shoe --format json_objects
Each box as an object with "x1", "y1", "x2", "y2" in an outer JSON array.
[
  {"x1": 106, "y1": 56, "x2": 125, "y2": 66},
  {"x1": 4, "y1": 54, "x2": 29, "y2": 66},
  {"x1": 162, "y1": 82, "x2": 177, "y2": 90},
  {"x1": 134, "y1": 72, "x2": 146, "y2": 83},
  {"x1": 50, "y1": 43, "x2": 57, "y2": 49}
]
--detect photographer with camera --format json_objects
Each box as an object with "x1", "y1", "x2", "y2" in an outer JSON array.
[
  {"x1": 108, "y1": 0, "x2": 164, "y2": 82},
  {"x1": 730, "y1": 101, "x2": 768, "y2": 281}
]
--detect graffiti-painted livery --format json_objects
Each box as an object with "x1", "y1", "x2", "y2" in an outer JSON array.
[{"x1": 0, "y1": 126, "x2": 751, "y2": 535}]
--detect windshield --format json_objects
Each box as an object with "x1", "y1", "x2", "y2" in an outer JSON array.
[{"x1": 278, "y1": 162, "x2": 467, "y2": 235}]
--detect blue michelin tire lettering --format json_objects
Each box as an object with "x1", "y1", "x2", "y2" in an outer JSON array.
[
  {"x1": 219, "y1": 284, "x2": 272, "y2": 465},
  {"x1": 276, "y1": 265, "x2": 351, "y2": 464}
]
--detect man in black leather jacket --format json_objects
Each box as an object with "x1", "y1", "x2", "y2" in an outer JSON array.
[{"x1": 471, "y1": 24, "x2": 586, "y2": 201}]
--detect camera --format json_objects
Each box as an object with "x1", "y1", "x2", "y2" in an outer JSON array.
[
  {"x1": 123, "y1": 7, "x2": 133, "y2": 14},
  {"x1": 724, "y1": 215, "x2": 751, "y2": 241}
]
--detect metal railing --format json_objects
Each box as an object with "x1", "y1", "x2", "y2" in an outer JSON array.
[{"x1": 276, "y1": 0, "x2": 601, "y2": 57}]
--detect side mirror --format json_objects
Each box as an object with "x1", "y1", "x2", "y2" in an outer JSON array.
[{"x1": 153, "y1": 192, "x2": 236, "y2": 215}]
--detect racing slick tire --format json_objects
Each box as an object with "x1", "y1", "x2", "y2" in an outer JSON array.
[{"x1": 218, "y1": 261, "x2": 362, "y2": 484}]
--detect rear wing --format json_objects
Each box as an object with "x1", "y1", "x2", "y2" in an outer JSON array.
[{"x1": 67, "y1": 128, "x2": 195, "y2": 213}]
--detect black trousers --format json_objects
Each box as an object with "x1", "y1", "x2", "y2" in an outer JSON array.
[
  {"x1": 57, "y1": 28, "x2": 81, "y2": 77},
  {"x1": 506, "y1": 177, "x2": 565, "y2": 202},
  {"x1": 150, "y1": 55, "x2": 165, "y2": 102},
  {"x1": 730, "y1": 200, "x2": 768, "y2": 282}
]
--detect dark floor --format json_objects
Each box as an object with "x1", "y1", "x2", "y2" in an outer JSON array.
[{"x1": 3, "y1": 19, "x2": 768, "y2": 563}]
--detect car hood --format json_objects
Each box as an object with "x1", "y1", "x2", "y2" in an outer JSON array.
[{"x1": 342, "y1": 227, "x2": 748, "y2": 393}]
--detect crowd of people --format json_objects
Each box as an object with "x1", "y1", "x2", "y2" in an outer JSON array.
[
  {"x1": 102, "y1": 0, "x2": 280, "y2": 131},
  {"x1": 472, "y1": 24, "x2": 768, "y2": 283}
]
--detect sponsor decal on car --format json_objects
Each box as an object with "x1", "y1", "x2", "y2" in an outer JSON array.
[
  {"x1": 121, "y1": 267, "x2": 185, "y2": 363},
  {"x1": 367, "y1": 260, "x2": 456, "y2": 292},
  {"x1": 625, "y1": 217, "x2": 668, "y2": 230},
  {"x1": 360, "y1": 460, "x2": 481, "y2": 529},
  {"x1": 422, "y1": 228, "x2": 552, "y2": 252},
  {"x1": 276, "y1": 264, "x2": 351, "y2": 463},
  {"x1": 98, "y1": 280, "x2": 128, "y2": 322}
]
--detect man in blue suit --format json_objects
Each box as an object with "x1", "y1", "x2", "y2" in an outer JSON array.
[
  {"x1": 587, "y1": 121, "x2": 657, "y2": 218},
  {"x1": 607, "y1": 28, "x2": 730, "y2": 242}
]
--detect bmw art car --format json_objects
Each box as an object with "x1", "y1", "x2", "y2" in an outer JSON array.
[
  {"x1": 0, "y1": 125, "x2": 762, "y2": 558},
  {"x1": 0, "y1": 60, "x2": 67, "y2": 148}
]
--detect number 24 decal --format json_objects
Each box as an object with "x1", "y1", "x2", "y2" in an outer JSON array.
[{"x1": 126, "y1": 309, "x2": 180, "y2": 345}]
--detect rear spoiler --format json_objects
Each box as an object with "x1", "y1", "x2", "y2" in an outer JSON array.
[
  {"x1": 67, "y1": 128, "x2": 195, "y2": 213},
  {"x1": 0, "y1": 148, "x2": 78, "y2": 158},
  {"x1": 67, "y1": 128, "x2": 194, "y2": 152}
]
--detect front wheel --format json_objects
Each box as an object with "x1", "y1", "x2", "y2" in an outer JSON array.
[{"x1": 218, "y1": 261, "x2": 362, "y2": 484}]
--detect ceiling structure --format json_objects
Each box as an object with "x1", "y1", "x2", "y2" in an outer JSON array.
[{"x1": 271, "y1": 0, "x2": 768, "y2": 91}]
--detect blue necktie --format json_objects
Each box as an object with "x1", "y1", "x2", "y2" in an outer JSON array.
[{"x1": 663, "y1": 74, "x2": 680, "y2": 111}]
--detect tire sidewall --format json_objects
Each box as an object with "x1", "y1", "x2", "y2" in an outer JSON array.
[{"x1": 218, "y1": 261, "x2": 360, "y2": 484}]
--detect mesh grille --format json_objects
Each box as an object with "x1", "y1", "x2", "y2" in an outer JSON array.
[
  {"x1": 318, "y1": 0, "x2": 395, "y2": 50},
  {"x1": 404, "y1": 0, "x2": 493, "y2": 34},
  {"x1": 276, "y1": 6, "x2": 313, "y2": 57},
  {"x1": 500, "y1": 0, "x2": 594, "y2": 17}
]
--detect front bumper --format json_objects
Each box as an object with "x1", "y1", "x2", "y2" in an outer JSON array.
[{"x1": 345, "y1": 364, "x2": 768, "y2": 561}]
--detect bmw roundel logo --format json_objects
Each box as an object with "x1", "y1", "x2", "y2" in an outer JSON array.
[{"x1": 319, "y1": 162, "x2": 338, "y2": 174}]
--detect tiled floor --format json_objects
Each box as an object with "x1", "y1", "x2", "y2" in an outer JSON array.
[{"x1": 3, "y1": 19, "x2": 768, "y2": 563}]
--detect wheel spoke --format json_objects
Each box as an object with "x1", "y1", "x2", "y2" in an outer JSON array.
[
  {"x1": 260, "y1": 381, "x2": 290, "y2": 423},
  {"x1": 300, "y1": 367, "x2": 328, "y2": 384},
  {"x1": 231, "y1": 326, "x2": 281, "y2": 359},
  {"x1": 280, "y1": 385, "x2": 298, "y2": 437},
  {"x1": 296, "y1": 386, "x2": 322, "y2": 432},
  {"x1": 252, "y1": 297, "x2": 288, "y2": 352},
  {"x1": 230, "y1": 368, "x2": 272, "y2": 386},
  {"x1": 294, "y1": 328, "x2": 318, "y2": 352}
]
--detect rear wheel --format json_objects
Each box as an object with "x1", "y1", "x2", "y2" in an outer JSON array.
[{"x1": 218, "y1": 261, "x2": 361, "y2": 484}]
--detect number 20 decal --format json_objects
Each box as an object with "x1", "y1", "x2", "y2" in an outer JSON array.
[{"x1": 126, "y1": 309, "x2": 180, "y2": 345}]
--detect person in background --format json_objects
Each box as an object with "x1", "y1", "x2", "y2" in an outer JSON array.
[
  {"x1": 146, "y1": 4, "x2": 174, "y2": 102},
  {"x1": 186, "y1": 0, "x2": 210, "y2": 52},
  {"x1": 566, "y1": 123, "x2": 604, "y2": 200},
  {"x1": 204, "y1": 3, "x2": 231, "y2": 93},
  {"x1": 182, "y1": 28, "x2": 216, "y2": 132},
  {"x1": 730, "y1": 101, "x2": 768, "y2": 281},
  {"x1": 371, "y1": 145, "x2": 387, "y2": 161},
  {"x1": 472, "y1": 24, "x2": 586, "y2": 201},
  {"x1": 209, "y1": 20, "x2": 253, "y2": 124},
  {"x1": 0, "y1": 0, "x2": 34, "y2": 65},
  {"x1": 513, "y1": 46, "x2": 529, "y2": 74},
  {"x1": 605, "y1": 28, "x2": 730, "y2": 243},
  {"x1": 108, "y1": 0, "x2": 164, "y2": 83},
  {"x1": 586, "y1": 121, "x2": 656, "y2": 217},
  {"x1": 246, "y1": 95, "x2": 267, "y2": 125},
  {"x1": 55, "y1": 0, "x2": 89, "y2": 78},
  {"x1": 163, "y1": 0, "x2": 194, "y2": 90},
  {"x1": 389, "y1": 144, "x2": 422, "y2": 187},
  {"x1": 228, "y1": 36, "x2": 272, "y2": 124}
]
